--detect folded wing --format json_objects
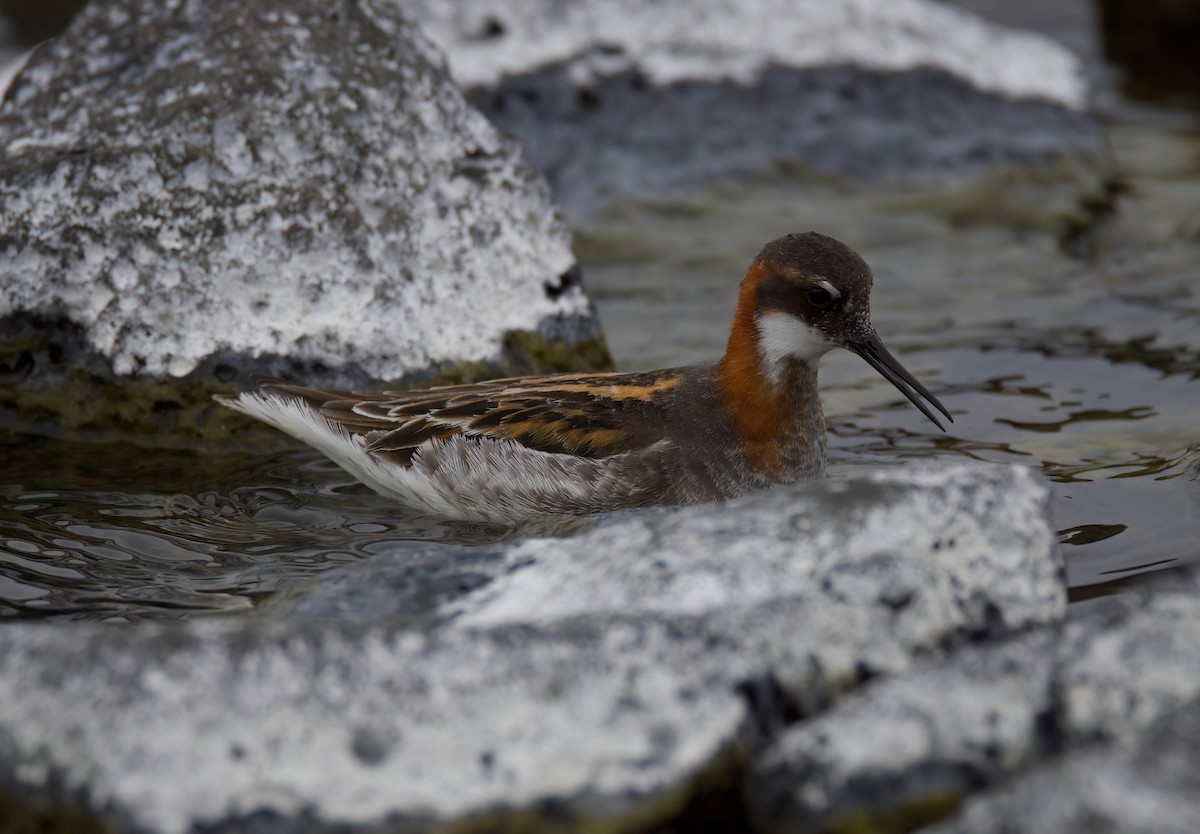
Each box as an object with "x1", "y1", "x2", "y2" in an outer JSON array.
[{"x1": 255, "y1": 370, "x2": 683, "y2": 466}]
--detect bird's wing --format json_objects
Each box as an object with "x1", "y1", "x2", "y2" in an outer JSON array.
[{"x1": 257, "y1": 370, "x2": 684, "y2": 465}]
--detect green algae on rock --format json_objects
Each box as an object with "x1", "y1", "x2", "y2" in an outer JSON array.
[{"x1": 0, "y1": 316, "x2": 613, "y2": 446}]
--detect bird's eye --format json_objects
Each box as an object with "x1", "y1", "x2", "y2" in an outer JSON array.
[{"x1": 807, "y1": 286, "x2": 834, "y2": 309}]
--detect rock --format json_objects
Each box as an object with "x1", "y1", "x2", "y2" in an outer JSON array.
[
  {"x1": 0, "y1": 0, "x2": 608, "y2": 442},
  {"x1": 923, "y1": 697, "x2": 1200, "y2": 834},
  {"x1": 745, "y1": 568, "x2": 1200, "y2": 833},
  {"x1": 450, "y1": 462, "x2": 1063, "y2": 634},
  {"x1": 403, "y1": 0, "x2": 1105, "y2": 215},
  {"x1": 746, "y1": 631, "x2": 1063, "y2": 832},
  {"x1": 1058, "y1": 572, "x2": 1200, "y2": 741},
  {"x1": 939, "y1": 0, "x2": 1103, "y2": 69},
  {"x1": 0, "y1": 461, "x2": 1063, "y2": 833},
  {"x1": 285, "y1": 538, "x2": 511, "y2": 624}
]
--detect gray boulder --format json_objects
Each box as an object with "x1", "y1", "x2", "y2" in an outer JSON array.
[
  {"x1": 401, "y1": 0, "x2": 1106, "y2": 215},
  {"x1": 747, "y1": 630, "x2": 1064, "y2": 832},
  {"x1": 924, "y1": 698, "x2": 1200, "y2": 834},
  {"x1": 925, "y1": 584, "x2": 1200, "y2": 834},
  {"x1": 0, "y1": 0, "x2": 608, "y2": 442},
  {"x1": 0, "y1": 461, "x2": 1063, "y2": 833},
  {"x1": 746, "y1": 569, "x2": 1200, "y2": 832}
]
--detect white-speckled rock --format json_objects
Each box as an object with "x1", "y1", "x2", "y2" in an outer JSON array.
[
  {"x1": 747, "y1": 630, "x2": 1065, "y2": 830},
  {"x1": 454, "y1": 462, "x2": 1063, "y2": 634},
  {"x1": 924, "y1": 699, "x2": 1200, "y2": 834},
  {"x1": 745, "y1": 569, "x2": 1200, "y2": 832},
  {"x1": 0, "y1": 0, "x2": 597, "y2": 385},
  {"x1": 1060, "y1": 575, "x2": 1200, "y2": 739},
  {"x1": 0, "y1": 461, "x2": 1063, "y2": 833},
  {"x1": 405, "y1": 0, "x2": 1086, "y2": 108},
  {"x1": 394, "y1": 0, "x2": 1103, "y2": 213}
]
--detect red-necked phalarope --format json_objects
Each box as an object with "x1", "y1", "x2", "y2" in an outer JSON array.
[{"x1": 218, "y1": 232, "x2": 952, "y2": 522}]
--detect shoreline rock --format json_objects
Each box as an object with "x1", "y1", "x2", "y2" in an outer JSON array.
[
  {"x1": 0, "y1": 461, "x2": 1063, "y2": 833},
  {"x1": 409, "y1": 0, "x2": 1087, "y2": 106},
  {"x1": 0, "y1": 0, "x2": 610, "y2": 442},
  {"x1": 403, "y1": 0, "x2": 1106, "y2": 216},
  {"x1": 746, "y1": 569, "x2": 1200, "y2": 832}
]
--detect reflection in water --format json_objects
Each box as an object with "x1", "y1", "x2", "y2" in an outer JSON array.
[
  {"x1": 0, "y1": 439, "x2": 595, "y2": 621},
  {"x1": 1060, "y1": 524, "x2": 1127, "y2": 546},
  {"x1": 982, "y1": 326, "x2": 1200, "y2": 379},
  {"x1": 1097, "y1": 557, "x2": 1178, "y2": 578},
  {"x1": 996, "y1": 406, "x2": 1156, "y2": 433}
]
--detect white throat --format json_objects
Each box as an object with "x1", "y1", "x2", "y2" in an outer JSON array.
[{"x1": 756, "y1": 311, "x2": 834, "y2": 384}]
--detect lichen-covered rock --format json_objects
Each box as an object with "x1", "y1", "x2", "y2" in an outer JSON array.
[
  {"x1": 451, "y1": 462, "x2": 1064, "y2": 634},
  {"x1": 0, "y1": 0, "x2": 608, "y2": 441},
  {"x1": 923, "y1": 697, "x2": 1200, "y2": 834},
  {"x1": 1058, "y1": 575, "x2": 1200, "y2": 739},
  {"x1": 0, "y1": 461, "x2": 1063, "y2": 833},
  {"x1": 747, "y1": 630, "x2": 1065, "y2": 831},
  {"x1": 400, "y1": 0, "x2": 1105, "y2": 215},
  {"x1": 745, "y1": 568, "x2": 1200, "y2": 833}
]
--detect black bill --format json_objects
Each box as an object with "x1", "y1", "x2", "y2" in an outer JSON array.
[{"x1": 849, "y1": 335, "x2": 953, "y2": 431}]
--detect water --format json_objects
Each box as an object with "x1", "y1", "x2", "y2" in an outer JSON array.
[
  {"x1": 3, "y1": 77, "x2": 1199, "y2": 621},
  {"x1": 0, "y1": 437, "x2": 555, "y2": 620},
  {"x1": 580, "y1": 109, "x2": 1200, "y2": 594}
]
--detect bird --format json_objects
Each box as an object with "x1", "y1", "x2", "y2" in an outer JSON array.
[{"x1": 217, "y1": 232, "x2": 952, "y2": 523}]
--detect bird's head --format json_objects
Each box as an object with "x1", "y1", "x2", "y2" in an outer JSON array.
[{"x1": 741, "y1": 231, "x2": 952, "y2": 430}]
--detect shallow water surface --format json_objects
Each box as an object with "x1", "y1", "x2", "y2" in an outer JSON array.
[
  {"x1": 1, "y1": 104, "x2": 1198, "y2": 619},
  {"x1": 579, "y1": 108, "x2": 1200, "y2": 593},
  {"x1": 0, "y1": 437, "x2": 548, "y2": 620}
]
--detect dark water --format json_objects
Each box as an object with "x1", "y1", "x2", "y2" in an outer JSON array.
[
  {"x1": 3, "y1": 54, "x2": 1199, "y2": 621},
  {"x1": 0, "y1": 437, "x2": 562, "y2": 620}
]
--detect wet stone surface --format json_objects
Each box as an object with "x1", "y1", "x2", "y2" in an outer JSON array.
[
  {"x1": 4, "y1": 462, "x2": 1199, "y2": 833},
  {"x1": 918, "y1": 571, "x2": 1200, "y2": 834},
  {"x1": 469, "y1": 65, "x2": 1104, "y2": 218},
  {"x1": 746, "y1": 630, "x2": 1064, "y2": 831}
]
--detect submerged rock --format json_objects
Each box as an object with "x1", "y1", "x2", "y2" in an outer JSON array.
[
  {"x1": 0, "y1": 461, "x2": 1063, "y2": 833},
  {"x1": 403, "y1": 0, "x2": 1106, "y2": 215},
  {"x1": 0, "y1": 0, "x2": 608, "y2": 442}
]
